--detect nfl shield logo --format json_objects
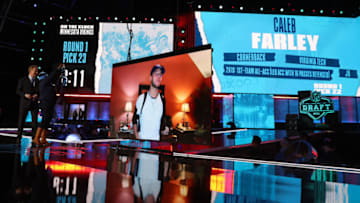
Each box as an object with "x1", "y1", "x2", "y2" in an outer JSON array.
[{"x1": 299, "y1": 91, "x2": 335, "y2": 120}]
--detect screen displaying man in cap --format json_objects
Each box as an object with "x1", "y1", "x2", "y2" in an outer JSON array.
[{"x1": 133, "y1": 64, "x2": 166, "y2": 141}]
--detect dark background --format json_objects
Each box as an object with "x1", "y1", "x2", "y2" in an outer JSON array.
[{"x1": 0, "y1": 0, "x2": 359, "y2": 127}]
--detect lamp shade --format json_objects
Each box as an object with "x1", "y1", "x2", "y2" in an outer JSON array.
[
  {"x1": 125, "y1": 102, "x2": 132, "y2": 112},
  {"x1": 181, "y1": 103, "x2": 190, "y2": 113}
]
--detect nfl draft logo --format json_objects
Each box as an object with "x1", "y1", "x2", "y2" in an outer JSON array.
[{"x1": 299, "y1": 91, "x2": 335, "y2": 120}]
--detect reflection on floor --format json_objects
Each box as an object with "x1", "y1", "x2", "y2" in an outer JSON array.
[{"x1": 2, "y1": 136, "x2": 360, "y2": 203}]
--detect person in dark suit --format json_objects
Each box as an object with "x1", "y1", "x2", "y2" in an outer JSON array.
[
  {"x1": 72, "y1": 109, "x2": 78, "y2": 121},
  {"x1": 33, "y1": 63, "x2": 64, "y2": 145},
  {"x1": 16, "y1": 65, "x2": 39, "y2": 142},
  {"x1": 78, "y1": 108, "x2": 84, "y2": 120}
]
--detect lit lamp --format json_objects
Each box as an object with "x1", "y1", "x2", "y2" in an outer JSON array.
[
  {"x1": 181, "y1": 103, "x2": 190, "y2": 128},
  {"x1": 125, "y1": 101, "x2": 132, "y2": 128}
]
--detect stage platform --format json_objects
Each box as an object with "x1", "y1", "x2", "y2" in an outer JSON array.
[
  {"x1": 0, "y1": 128, "x2": 332, "y2": 154},
  {"x1": 2, "y1": 134, "x2": 360, "y2": 202}
]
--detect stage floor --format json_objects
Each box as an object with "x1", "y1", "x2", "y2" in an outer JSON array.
[
  {"x1": 2, "y1": 135, "x2": 360, "y2": 202},
  {"x1": 0, "y1": 128, "x2": 292, "y2": 153}
]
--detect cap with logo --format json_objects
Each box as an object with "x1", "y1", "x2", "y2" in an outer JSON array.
[{"x1": 150, "y1": 64, "x2": 165, "y2": 75}]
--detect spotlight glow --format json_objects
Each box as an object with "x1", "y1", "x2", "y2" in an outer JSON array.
[{"x1": 66, "y1": 134, "x2": 81, "y2": 142}]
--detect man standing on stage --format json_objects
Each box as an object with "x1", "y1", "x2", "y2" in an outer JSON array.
[
  {"x1": 133, "y1": 64, "x2": 166, "y2": 141},
  {"x1": 16, "y1": 65, "x2": 39, "y2": 142}
]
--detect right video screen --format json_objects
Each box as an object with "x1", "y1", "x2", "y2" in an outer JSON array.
[
  {"x1": 195, "y1": 12, "x2": 360, "y2": 96},
  {"x1": 110, "y1": 45, "x2": 212, "y2": 142}
]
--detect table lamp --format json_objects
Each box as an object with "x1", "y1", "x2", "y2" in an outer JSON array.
[
  {"x1": 181, "y1": 103, "x2": 190, "y2": 128},
  {"x1": 125, "y1": 101, "x2": 132, "y2": 128}
]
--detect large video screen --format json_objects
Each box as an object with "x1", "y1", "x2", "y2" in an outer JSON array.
[
  {"x1": 234, "y1": 94, "x2": 274, "y2": 129},
  {"x1": 44, "y1": 21, "x2": 173, "y2": 94},
  {"x1": 195, "y1": 12, "x2": 360, "y2": 96},
  {"x1": 110, "y1": 45, "x2": 212, "y2": 142}
]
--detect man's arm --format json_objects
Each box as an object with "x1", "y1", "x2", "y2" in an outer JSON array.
[
  {"x1": 133, "y1": 123, "x2": 139, "y2": 139},
  {"x1": 16, "y1": 78, "x2": 31, "y2": 99},
  {"x1": 132, "y1": 108, "x2": 140, "y2": 139},
  {"x1": 132, "y1": 94, "x2": 143, "y2": 140},
  {"x1": 47, "y1": 64, "x2": 63, "y2": 84},
  {"x1": 16, "y1": 78, "x2": 24, "y2": 97}
]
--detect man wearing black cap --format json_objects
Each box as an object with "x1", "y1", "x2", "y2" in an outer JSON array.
[
  {"x1": 33, "y1": 63, "x2": 64, "y2": 145},
  {"x1": 133, "y1": 64, "x2": 166, "y2": 141}
]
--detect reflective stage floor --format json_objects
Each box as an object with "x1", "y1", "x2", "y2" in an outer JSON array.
[
  {"x1": 0, "y1": 128, "x2": 296, "y2": 154},
  {"x1": 2, "y1": 135, "x2": 360, "y2": 203}
]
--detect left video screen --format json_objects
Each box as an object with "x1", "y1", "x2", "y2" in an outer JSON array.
[
  {"x1": 43, "y1": 21, "x2": 173, "y2": 94},
  {"x1": 110, "y1": 45, "x2": 212, "y2": 143}
]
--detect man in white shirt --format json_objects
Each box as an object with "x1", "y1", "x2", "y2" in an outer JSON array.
[{"x1": 133, "y1": 65, "x2": 165, "y2": 141}]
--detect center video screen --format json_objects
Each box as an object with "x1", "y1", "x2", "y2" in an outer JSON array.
[
  {"x1": 195, "y1": 12, "x2": 360, "y2": 96},
  {"x1": 110, "y1": 45, "x2": 212, "y2": 143}
]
